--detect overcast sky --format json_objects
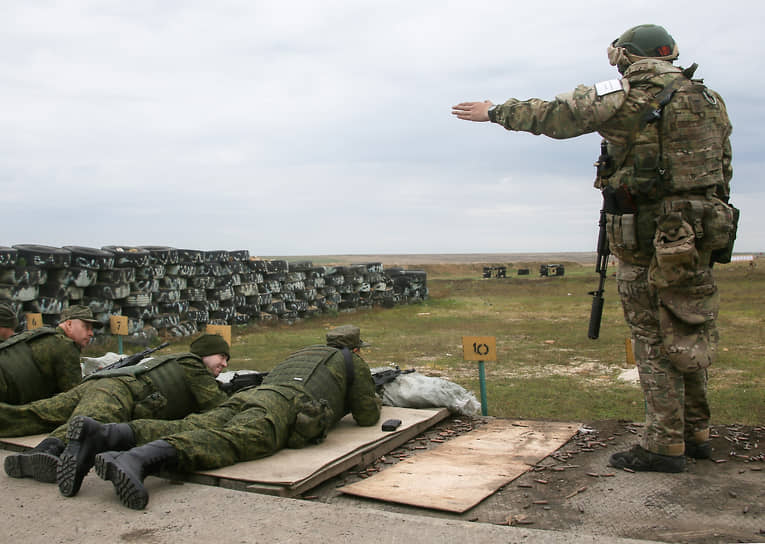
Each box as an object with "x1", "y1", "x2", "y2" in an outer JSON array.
[{"x1": 2, "y1": 1, "x2": 762, "y2": 256}]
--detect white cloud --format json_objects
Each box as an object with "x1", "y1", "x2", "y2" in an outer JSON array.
[{"x1": 0, "y1": 1, "x2": 762, "y2": 255}]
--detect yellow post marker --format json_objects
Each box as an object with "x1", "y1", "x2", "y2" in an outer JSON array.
[
  {"x1": 25, "y1": 313, "x2": 43, "y2": 330},
  {"x1": 625, "y1": 337, "x2": 636, "y2": 367},
  {"x1": 462, "y1": 336, "x2": 497, "y2": 416},
  {"x1": 206, "y1": 324, "x2": 232, "y2": 348},
  {"x1": 110, "y1": 315, "x2": 129, "y2": 354}
]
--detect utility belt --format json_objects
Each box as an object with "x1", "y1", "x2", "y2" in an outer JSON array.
[{"x1": 603, "y1": 185, "x2": 739, "y2": 267}]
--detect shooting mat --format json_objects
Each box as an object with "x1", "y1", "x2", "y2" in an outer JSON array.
[{"x1": 339, "y1": 418, "x2": 580, "y2": 513}]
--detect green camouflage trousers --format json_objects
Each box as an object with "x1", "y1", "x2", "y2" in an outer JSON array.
[
  {"x1": 617, "y1": 261, "x2": 712, "y2": 456},
  {"x1": 130, "y1": 386, "x2": 302, "y2": 472},
  {"x1": 0, "y1": 376, "x2": 166, "y2": 441}
]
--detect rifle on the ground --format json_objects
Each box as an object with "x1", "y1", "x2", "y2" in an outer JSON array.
[
  {"x1": 372, "y1": 366, "x2": 415, "y2": 389},
  {"x1": 99, "y1": 342, "x2": 171, "y2": 372},
  {"x1": 218, "y1": 371, "x2": 269, "y2": 395}
]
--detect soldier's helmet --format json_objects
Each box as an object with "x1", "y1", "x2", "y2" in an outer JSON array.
[{"x1": 608, "y1": 24, "x2": 679, "y2": 73}]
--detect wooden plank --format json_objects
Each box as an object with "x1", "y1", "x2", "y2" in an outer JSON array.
[
  {"x1": 0, "y1": 434, "x2": 48, "y2": 449},
  {"x1": 0, "y1": 407, "x2": 449, "y2": 500},
  {"x1": 194, "y1": 406, "x2": 447, "y2": 489},
  {"x1": 245, "y1": 406, "x2": 449, "y2": 497},
  {"x1": 339, "y1": 419, "x2": 579, "y2": 513}
]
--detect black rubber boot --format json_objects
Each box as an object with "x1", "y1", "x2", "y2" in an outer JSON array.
[
  {"x1": 685, "y1": 440, "x2": 712, "y2": 459},
  {"x1": 4, "y1": 437, "x2": 65, "y2": 483},
  {"x1": 609, "y1": 445, "x2": 685, "y2": 473},
  {"x1": 57, "y1": 416, "x2": 136, "y2": 497},
  {"x1": 94, "y1": 440, "x2": 177, "y2": 510}
]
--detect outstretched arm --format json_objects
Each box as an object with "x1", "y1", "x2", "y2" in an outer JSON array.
[{"x1": 451, "y1": 100, "x2": 493, "y2": 122}]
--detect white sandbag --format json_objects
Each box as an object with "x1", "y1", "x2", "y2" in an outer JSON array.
[
  {"x1": 380, "y1": 371, "x2": 481, "y2": 416},
  {"x1": 80, "y1": 352, "x2": 122, "y2": 377}
]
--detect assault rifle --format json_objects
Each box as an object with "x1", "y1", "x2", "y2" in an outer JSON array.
[
  {"x1": 588, "y1": 181, "x2": 625, "y2": 340},
  {"x1": 218, "y1": 371, "x2": 269, "y2": 395},
  {"x1": 99, "y1": 342, "x2": 171, "y2": 372},
  {"x1": 372, "y1": 366, "x2": 415, "y2": 389},
  {"x1": 587, "y1": 204, "x2": 610, "y2": 340}
]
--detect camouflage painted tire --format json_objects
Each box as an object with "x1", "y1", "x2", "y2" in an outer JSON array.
[
  {"x1": 12, "y1": 244, "x2": 71, "y2": 268},
  {"x1": 139, "y1": 246, "x2": 179, "y2": 265},
  {"x1": 177, "y1": 249, "x2": 204, "y2": 264},
  {"x1": 102, "y1": 246, "x2": 151, "y2": 268},
  {"x1": 202, "y1": 250, "x2": 227, "y2": 263},
  {"x1": 62, "y1": 246, "x2": 115, "y2": 270},
  {"x1": 0, "y1": 246, "x2": 18, "y2": 268},
  {"x1": 227, "y1": 250, "x2": 250, "y2": 261}
]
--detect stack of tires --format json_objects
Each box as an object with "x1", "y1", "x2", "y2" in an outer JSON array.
[{"x1": 0, "y1": 245, "x2": 428, "y2": 337}]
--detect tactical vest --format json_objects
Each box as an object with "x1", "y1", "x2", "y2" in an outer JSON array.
[
  {"x1": 86, "y1": 352, "x2": 198, "y2": 419},
  {"x1": 599, "y1": 60, "x2": 732, "y2": 264},
  {"x1": 0, "y1": 327, "x2": 59, "y2": 404},
  {"x1": 262, "y1": 345, "x2": 348, "y2": 423}
]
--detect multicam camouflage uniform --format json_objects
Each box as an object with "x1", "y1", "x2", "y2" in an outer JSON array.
[
  {"x1": 0, "y1": 352, "x2": 227, "y2": 440},
  {"x1": 127, "y1": 345, "x2": 381, "y2": 471},
  {"x1": 490, "y1": 58, "x2": 733, "y2": 456},
  {"x1": 0, "y1": 327, "x2": 83, "y2": 404}
]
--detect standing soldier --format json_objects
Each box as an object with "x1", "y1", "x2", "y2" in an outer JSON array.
[
  {"x1": 65, "y1": 325, "x2": 380, "y2": 509},
  {"x1": 2, "y1": 333, "x2": 230, "y2": 493},
  {"x1": 453, "y1": 24, "x2": 737, "y2": 472},
  {"x1": 0, "y1": 305, "x2": 102, "y2": 404}
]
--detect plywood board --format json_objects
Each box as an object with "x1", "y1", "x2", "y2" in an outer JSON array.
[
  {"x1": 195, "y1": 406, "x2": 447, "y2": 485},
  {"x1": 0, "y1": 407, "x2": 449, "y2": 498},
  {"x1": 339, "y1": 418, "x2": 579, "y2": 513},
  {"x1": 0, "y1": 434, "x2": 47, "y2": 449}
]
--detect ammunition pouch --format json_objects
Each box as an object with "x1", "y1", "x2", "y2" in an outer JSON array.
[
  {"x1": 286, "y1": 396, "x2": 333, "y2": 449},
  {"x1": 709, "y1": 201, "x2": 739, "y2": 264},
  {"x1": 606, "y1": 212, "x2": 638, "y2": 254},
  {"x1": 654, "y1": 196, "x2": 739, "y2": 266},
  {"x1": 651, "y1": 212, "x2": 699, "y2": 288}
]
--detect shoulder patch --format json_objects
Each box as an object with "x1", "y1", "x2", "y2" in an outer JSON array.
[{"x1": 594, "y1": 79, "x2": 623, "y2": 97}]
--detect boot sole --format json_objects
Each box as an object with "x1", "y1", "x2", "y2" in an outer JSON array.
[
  {"x1": 57, "y1": 416, "x2": 90, "y2": 497},
  {"x1": 4, "y1": 451, "x2": 59, "y2": 483},
  {"x1": 95, "y1": 453, "x2": 149, "y2": 510}
]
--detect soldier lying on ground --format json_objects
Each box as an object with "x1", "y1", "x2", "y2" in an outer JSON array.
[
  {"x1": 0, "y1": 305, "x2": 103, "y2": 404},
  {"x1": 60, "y1": 325, "x2": 381, "y2": 509},
  {"x1": 2, "y1": 333, "x2": 230, "y2": 493}
]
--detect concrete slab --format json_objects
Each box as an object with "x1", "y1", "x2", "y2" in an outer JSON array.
[{"x1": 0, "y1": 450, "x2": 658, "y2": 544}]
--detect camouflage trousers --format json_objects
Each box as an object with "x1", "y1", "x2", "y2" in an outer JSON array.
[
  {"x1": 0, "y1": 376, "x2": 165, "y2": 441},
  {"x1": 130, "y1": 386, "x2": 301, "y2": 472},
  {"x1": 617, "y1": 261, "x2": 713, "y2": 456}
]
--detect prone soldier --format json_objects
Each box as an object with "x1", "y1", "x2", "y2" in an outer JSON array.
[
  {"x1": 62, "y1": 325, "x2": 381, "y2": 509},
  {"x1": 2, "y1": 333, "x2": 230, "y2": 493},
  {"x1": 0, "y1": 305, "x2": 102, "y2": 404}
]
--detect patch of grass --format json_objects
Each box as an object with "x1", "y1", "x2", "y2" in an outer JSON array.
[{"x1": 192, "y1": 259, "x2": 764, "y2": 426}]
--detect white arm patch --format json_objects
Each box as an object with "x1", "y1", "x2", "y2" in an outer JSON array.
[{"x1": 594, "y1": 79, "x2": 623, "y2": 96}]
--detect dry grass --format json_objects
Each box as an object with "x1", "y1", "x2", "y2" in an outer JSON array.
[{"x1": 93, "y1": 256, "x2": 764, "y2": 425}]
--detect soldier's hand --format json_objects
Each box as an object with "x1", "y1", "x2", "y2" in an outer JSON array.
[{"x1": 451, "y1": 100, "x2": 493, "y2": 122}]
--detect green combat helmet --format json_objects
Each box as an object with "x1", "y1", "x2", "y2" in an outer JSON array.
[{"x1": 608, "y1": 24, "x2": 679, "y2": 73}]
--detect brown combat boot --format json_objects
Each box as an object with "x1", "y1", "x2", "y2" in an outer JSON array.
[
  {"x1": 95, "y1": 440, "x2": 178, "y2": 510},
  {"x1": 57, "y1": 416, "x2": 135, "y2": 497},
  {"x1": 4, "y1": 437, "x2": 64, "y2": 483}
]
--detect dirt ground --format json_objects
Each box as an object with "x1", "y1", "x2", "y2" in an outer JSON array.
[{"x1": 305, "y1": 416, "x2": 765, "y2": 544}]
